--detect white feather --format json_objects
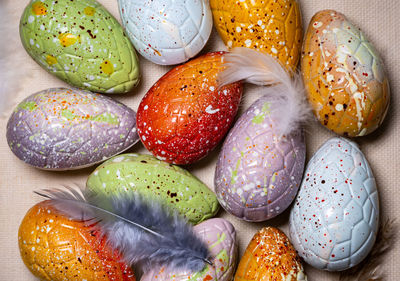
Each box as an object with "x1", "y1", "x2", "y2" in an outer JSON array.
[
  {"x1": 0, "y1": 2, "x2": 32, "y2": 118},
  {"x1": 219, "y1": 47, "x2": 311, "y2": 136}
]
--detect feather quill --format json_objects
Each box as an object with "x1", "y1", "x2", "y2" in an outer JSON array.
[
  {"x1": 219, "y1": 47, "x2": 311, "y2": 136},
  {"x1": 34, "y1": 187, "x2": 211, "y2": 273}
]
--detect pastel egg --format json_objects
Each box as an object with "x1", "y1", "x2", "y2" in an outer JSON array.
[
  {"x1": 210, "y1": 0, "x2": 303, "y2": 71},
  {"x1": 20, "y1": 0, "x2": 140, "y2": 94},
  {"x1": 235, "y1": 227, "x2": 307, "y2": 280},
  {"x1": 289, "y1": 137, "x2": 379, "y2": 271},
  {"x1": 7, "y1": 88, "x2": 139, "y2": 170},
  {"x1": 136, "y1": 52, "x2": 243, "y2": 165},
  {"x1": 18, "y1": 201, "x2": 136, "y2": 281},
  {"x1": 215, "y1": 95, "x2": 306, "y2": 222},
  {"x1": 140, "y1": 218, "x2": 237, "y2": 281},
  {"x1": 119, "y1": 0, "x2": 212, "y2": 65},
  {"x1": 302, "y1": 10, "x2": 390, "y2": 137},
  {"x1": 86, "y1": 153, "x2": 219, "y2": 224}
]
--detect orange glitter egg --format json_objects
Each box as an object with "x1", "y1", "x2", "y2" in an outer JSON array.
[
  {"x1": 301, "y1": 10, "x2": 390, "y2": 137},
  {"x1": 210, "y1": 0, "x2": 303, "y2": 71},
  {"x1": 235, "y1": 227, "x2": 306, "y2": 281},
  {"x1": 18, "y1": 201, "x2": 136, "y2": 281}
]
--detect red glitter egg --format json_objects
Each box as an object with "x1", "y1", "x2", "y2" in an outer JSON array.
[{"x1": 137, "y1": 52, "x2": 243, "y2": 165}]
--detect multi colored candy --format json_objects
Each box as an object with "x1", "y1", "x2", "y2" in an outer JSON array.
[
  {"x1": 215, "y1": 95, "x2": 306, "y2": 222},
  {"x1": 302, "y1": 10, "x2": 389, "y2": 136},
  {"x1": 210, "y1": 0, "x2": 303, "y2": 71},
  {"x1": 7, "y1": 88, "x2": 138, "y2": 170},
  {"x1": 119, "y1": 0, "x2": 212, "y2": 65},
  {"x1": 290, "y1": 137, "x2": 379, "y2": 271},
  {"x1": 136, "y1": 52, "x2": 243, "y2": 165},
  {"x1": 86, "y1": 153, "x2": 219, "y2": 224},
  {"x1": 18, "y1": 201, "x2": 136, "y2": 281},
  {"x1": 235, "y1": 227, "x2": 307, "y2": 280},
  {"x1": 20, "y1": 0, "x2": 140, "y2": 93}
]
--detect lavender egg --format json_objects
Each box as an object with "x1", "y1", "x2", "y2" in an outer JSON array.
[
  {"x1": 289, "y1": 137, "x2": 379, "y2": 271},
  {"x1": 7, "y1": 88, "x2": 139, "y2": 170},
  {"x1": 215, "y1": 96, "x2": 306, "y2": 222}
]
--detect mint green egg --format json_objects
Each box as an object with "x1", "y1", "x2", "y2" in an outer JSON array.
[
  {"x1": 87, "y1": 154, "x2": 219, "y2": 224},
  {"x1": 20, "y1": 0, "x2": 139, "y2": 94}
]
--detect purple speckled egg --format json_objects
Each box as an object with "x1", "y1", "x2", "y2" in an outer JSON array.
[
  {"x1": 7, "y1": 88, "x2": 139, "y2": 170},
  {"x1": 215, "y1": 95, "x2": 306, "y2": 222},
  {"x1": 140, "y1": 218, "x2": 238, "y2": 281}
]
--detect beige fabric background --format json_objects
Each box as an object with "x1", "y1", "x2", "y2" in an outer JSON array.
[{"x1": 0, "y1": 0, "x2": 398, "y2": 280}]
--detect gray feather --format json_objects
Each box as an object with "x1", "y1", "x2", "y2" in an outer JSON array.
[{"x1": 34, "y1": 187, "x2": 211, "y2": 273}]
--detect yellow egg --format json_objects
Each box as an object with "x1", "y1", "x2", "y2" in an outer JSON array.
[
  {"x1": 301, "y1": 10, "x2": 390, "y2": 137},
  {"x1": 210, "y1": 0, "x2": 303, "y2": 71},
  {"x1": 234, "y1": 227, "x2": 306, "y2": 281}
]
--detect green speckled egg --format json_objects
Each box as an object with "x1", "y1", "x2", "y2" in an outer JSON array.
[
  {"x1": 87, "y1": 153, "x2": 219, "y2": 224},
  {"x1": 20, "y1": 0, "x2": 140, "y2": 94}
]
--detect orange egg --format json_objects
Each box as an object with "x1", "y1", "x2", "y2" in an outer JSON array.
[
  {"x1": 235, "y1": 227, "x2": 306, "y2": 281},
  {"x1": 302, "y1": 10, "x2": 390, "y2": 137},
  {"x1": 137, "y1": 52, "x2": 243, "y2": 165},
  {"x1": 18, "y1": 201, "x2": 135, "y2": 281},
  {"x1": 210, "y1": 0, "x2": 303, "y2": 71}
]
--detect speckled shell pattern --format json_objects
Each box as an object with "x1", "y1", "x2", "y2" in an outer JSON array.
[
  {"x1": 136, "y1": 52, "x2": 243, "y2": 165},
  {"x1": 210, "y1": 0, "x2": 303, "y2": 71},
  {"x1": 235, "y1": 227, "x2": 307, "y2": 281},
  {"x1": 86, "y1": 153, "x2": 219, "y2": 224},
  {"x1": 20, "y1": 0, "x2": 140, "y2": 94},
  {"x1": 119, "y1": 0, "x2": 213, "y2": 65},
  {"x1": 289, "y1": 137, "x2": 379, "y2": 271},
  {"x1": 18, "y1": 201, "x2": 136, "y2": 281},
  {"x1": 140, "y1": 218, "x2": 237, "y2": 281},
  {"x1": 215, "y1": 95, "x2": 306, "y2": 222},
  {"x1": 302, "y1": 10, "x2": 390, "y2": 137},
  {"x1": 6, "y1": 88, "x2": 139, "y2": 170}
]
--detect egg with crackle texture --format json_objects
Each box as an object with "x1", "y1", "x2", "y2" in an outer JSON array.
[
  {"x1": 136, "y1": 52, "x2": 243, "y2": 165},
  {"x1": 20, "y1": 0, "x2": 140, "y2": 94},
  {"x1": 118, "y1": 0, "x2": 212, "y2": 65},
  {"x1": 7, "y1": 88, "x2": 139, "y2": 170},
  {"x1": 235, "y1": 227, "x2": 307, "y2": 281},
  {"x1": 87, "y1": 153, "x2": 219, "y2": 225},
  {"x1": 210, "y1": 0, "x2": 303, "y2": 72},
  {"x1": 18, "y1": 201, "x2": 136, "y2": 281},
  {"x1": 302, "y1": 10, "x2": 389, "y2": 137},
  {"x1": 215, "y1": 95, "x2": 306, "y2": 222},
  {"x1": 140, "y1": 218, "x2": 237, "y2": 281},
  {"x1": 290, "y1": 137, "x2": 379, "y2": 271}
]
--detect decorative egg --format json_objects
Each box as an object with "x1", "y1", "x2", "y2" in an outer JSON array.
[
  {"x1": 289, "y1": 137, "x2": 379, "y2": 271},
  {"x1": 141, "y1": 218, "x2": 237, "y2": 281},
  {"x1": 20, "y1": 0, "x2": 140, "y2": 94},
  {"x1": 119, "y1": 0, "x2": 213, "y2": 65},
  {"x1": 136, "y1": 52, "x2": 243, "y2": 165},
  {"x1": 18, "y1": 201, "x2": 136, "y2": 281},
  {"x1": 235, "y1": 227, "x2": 307, "y2": 280},
  {"x1": 302, "y1": 10, "x2": 390, "y2": 137},
  {"x1": 210, "y1": 0, "x2": 303, "y2": 71},
  {"x1": 6, "y1": 88, "x2": 139, "y2": 170},
  {"x1": 86, "y1": 153, "x2": 219, "y2": 224},
  {"x1": 215, "y1": 95, "x2": 306, "y2": 222}
]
